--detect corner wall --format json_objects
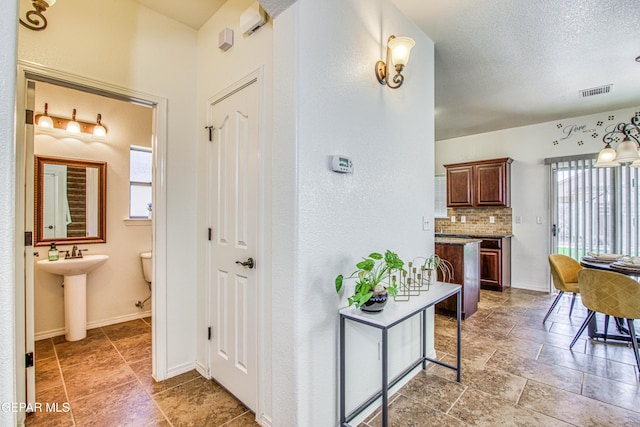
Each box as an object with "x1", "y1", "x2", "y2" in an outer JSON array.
[
  {"x1": 435, "y1": 105, "x2": 640, "y2": 291},
  {"x1": 273, "y1": 0, "x2": 436, "y2": 425}
]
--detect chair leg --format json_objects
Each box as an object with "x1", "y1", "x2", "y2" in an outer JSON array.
[
  {"x1": 627, "y1": 319, "x2": 640, "y2": 379},
  {"x1": 603, "y1": 315, "x2": 610, "y2": 341},
  {"x1": 543, "y1": 291, "x2": 565, "y2": 324},
  {"x1": 569, "y1": 293, "x2": 577, "y2": 317},
  {"x1": 570, "y1": 310, "x2": 595, "y2": 350}
]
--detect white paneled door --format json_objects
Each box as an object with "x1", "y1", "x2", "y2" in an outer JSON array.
[{"x1": 209, "y1": 77, "x2": 259, "y2": 411}]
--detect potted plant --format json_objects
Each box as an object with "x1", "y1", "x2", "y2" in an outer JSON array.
[{"x1": 335, "y1": 250, "x2": 405, "y2": 312}]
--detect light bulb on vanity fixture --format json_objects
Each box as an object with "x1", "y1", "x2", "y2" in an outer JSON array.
[
  {"x1": 37, "y1": 103, "x2": 53, "y2": 128},
  {"x1": 595, "y1": 116, "x2": 640, "y2": 167},
  {"x1": 375, "y1": 35, "x2": 416, "y2": 89},
  {"x1": 66, "y1": 109, "x2": 81, "y2": 133},
  {"x1": 93, "y1": 114, "x2": 107, "y2": 137}
]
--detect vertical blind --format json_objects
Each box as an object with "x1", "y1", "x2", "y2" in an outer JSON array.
[{"x1": 546, "y1": 154, "x2": 640, "y2": 259}]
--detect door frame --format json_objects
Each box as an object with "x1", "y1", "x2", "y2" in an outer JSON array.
[
  {"x1": 14, "y1": 61, "x2": 170, "y2": 416},
  {"x1": 204, "y1": 67, "x2": 271, "y2": 424}
]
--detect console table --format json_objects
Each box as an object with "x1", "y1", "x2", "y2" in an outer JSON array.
[{"x1": 339, "y1": 282, "x2": 462, "y2": 427}]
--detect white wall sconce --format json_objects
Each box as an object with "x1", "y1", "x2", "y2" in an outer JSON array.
[
  {"x1": 35, "y1": 104, "x2": 108, "y2": 139},
  {"x1": 375, "y1": 35, "x2": 415, "y2": 89},
  {"x1": 595, "y1": 117, "x2": 640, "y2": 167},
  {"x1": 20, "y1": 0, "x2": 56, "y2": 31}
]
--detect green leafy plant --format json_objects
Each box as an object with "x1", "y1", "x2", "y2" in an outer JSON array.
[{"x1": 335, "y1": 250, "x2": 405, "y2": 308}]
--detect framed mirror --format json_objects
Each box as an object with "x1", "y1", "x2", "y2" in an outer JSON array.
[{"x1": 35, "y1": 155, "x2": 107, "y2": 246}]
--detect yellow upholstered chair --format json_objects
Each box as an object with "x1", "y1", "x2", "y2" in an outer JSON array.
[
  {"x1": 545, "y1": 254, "x2": 582, "y2": 323},
  {"x1": 569, "y1": 269, "x2": 640, "y2": 375}
]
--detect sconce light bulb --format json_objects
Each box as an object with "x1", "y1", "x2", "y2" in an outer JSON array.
[
  {"x1": 38, "y1": 102, "x2": 54, "y2": 128},
  {"x1": 67, "y1": 109, "x2": 81, "y2": 133}
]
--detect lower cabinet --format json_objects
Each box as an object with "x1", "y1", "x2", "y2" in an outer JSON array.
[
  {"x1": 480, "y1": 237, "x2": 511, "y2": 291},
  {"x1": 435, "y1": 240, "x2": 480, "y2": 319}
]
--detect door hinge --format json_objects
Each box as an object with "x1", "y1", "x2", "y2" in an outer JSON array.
[
  {"x1": 25, "y1": 231, "x2": 33, "y2": 246},
  {"x1": 25, "y1": 109, "x2": 34, "y2": 125},
  {"x1": 25, "y1": 352, "x2": 34, "y2": 368},
  {"x1": 208, "y1": 228, "x2": 212, "y2": 241},
  {"x1": 205, "y1": 126, "x2": 214, "y2": 142},
  {"x1": 208, "y1": 327, "x2": 212, "y2": 340}
]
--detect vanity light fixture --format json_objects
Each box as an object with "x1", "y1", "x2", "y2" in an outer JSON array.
[
  {"x1": 34, "y1": 105, "x2": 108, "y2": 138},
  {"x1": 375, "y1": 35, "x2": 415, "y2": 89},
  {"x1": 595, "y1": 116, "x2": 640, "y2": 167},
  {"x1": 20, "y1": 0, "x2": 56, "y2": 31},
  {"x1": 37, "y1": 103, "x2": 54, "y2": 128}
]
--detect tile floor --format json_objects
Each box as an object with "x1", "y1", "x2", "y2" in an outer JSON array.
[
  {"x1": 28, "y1": 288, "x2": 640, "y2": 426},
  {"x1": 360, "y1": 288, "x2": 640, "y2": 427},
  {"x1": 26, "y1": 317, "x2": 259, "y2": 427}
]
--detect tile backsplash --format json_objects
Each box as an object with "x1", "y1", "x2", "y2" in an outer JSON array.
[{"x1": 435, "y1": 207, "x2": 512, "y2": 235}]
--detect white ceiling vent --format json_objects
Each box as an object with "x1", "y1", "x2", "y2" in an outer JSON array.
[{"x1": 580, "y1": 84, "x2": 613, "y2": 98}]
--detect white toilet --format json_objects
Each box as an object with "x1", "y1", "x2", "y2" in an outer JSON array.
[
  {"x1": 140, "y1": 251, "x2": 152, "y2": 283},
  {"x1": 137, "y1": 251, "x2": 152, "y2": 309}
]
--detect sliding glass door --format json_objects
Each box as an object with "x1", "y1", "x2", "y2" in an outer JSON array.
[{"x1": 547, "y1": 155, "x2": 640, "y2": 260}]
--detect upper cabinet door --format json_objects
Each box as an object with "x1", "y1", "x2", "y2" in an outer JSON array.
[
  {"x1": 475, "y1": 161, "x2": 510, "y2": 206},
  {"x1": 444, "y1": 158, "x2": 512, "y2": 208},
  {"x1": 446, "y1": 165, "x2": 474, "y2": 207}
]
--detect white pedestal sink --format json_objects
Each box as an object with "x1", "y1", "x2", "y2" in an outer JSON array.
[{"x1": 37, "y1": 254, "x2": 109, "y2": 341}]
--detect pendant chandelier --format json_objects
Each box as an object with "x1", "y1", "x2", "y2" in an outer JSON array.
[{"x1": 595, "y1": 115, "x2": 640, "y2": 168}]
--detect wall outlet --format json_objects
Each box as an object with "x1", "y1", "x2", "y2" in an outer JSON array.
[
  {"x1": 536, "y1": 216, "x2": 543, "y2": 224},
  {"x1": 515, "y1": 216, "x2": 522, "y2": 224},
  {"x1": 489, "y1": 216, "x2": 495, "y2": 223},
  {"x1": 460, "y1": 216, "x2": 466, "y2": 223},
  {"x1": 451, "y1": 216, "x2": 456, "y2": 223}
]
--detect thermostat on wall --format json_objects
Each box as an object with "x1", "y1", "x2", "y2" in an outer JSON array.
[{"x1": 331, "y1": 155, "x2": 353, "y2": 173}]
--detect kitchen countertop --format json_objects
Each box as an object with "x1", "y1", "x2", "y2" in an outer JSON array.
[
  {"x1": 435, "y1": 237, "x2": 482, "y2": 245},
  {"x1": 435, "y1": 233, "x2": 513, "y2": 239}
]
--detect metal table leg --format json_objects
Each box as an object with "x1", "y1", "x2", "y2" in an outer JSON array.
[
  {"x1": 340, "y1": 315, "x2": 346, "y2": 426},
  {"x1": 381, "y1": 328, "x2": 389, "y2": 427}
]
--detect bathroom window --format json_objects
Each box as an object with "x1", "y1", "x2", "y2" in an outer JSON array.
[{"x1": 129, "y1": 145, "x2": 152, "y2": 218}]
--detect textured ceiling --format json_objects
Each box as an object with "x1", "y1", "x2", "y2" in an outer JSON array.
[
  {"x1": 392, "y1": 0, "x2": 640, "y2": 140},
  {"x1": 135, "y1": 0, "x2": 640, "y2": 141}
]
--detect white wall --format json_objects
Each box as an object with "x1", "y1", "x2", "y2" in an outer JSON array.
[
  {"x1": 18, "y1": 0, "x2": 198, "y2": 374},
  {"x1": 435, "y1": 105, "x2": 640, "y2": 292},
  {"x1": 272, "y1": 0, "x2": 435, "y2": 425},
  {"x1": 1, "y1": 1, "x2": 18, "y2": 425},
  {"x1": 195, "y1": 0, "x2": 274, "y2": 422},
  {"x1": 32, "y1": 83, "x2": 153, "y2": 337}
]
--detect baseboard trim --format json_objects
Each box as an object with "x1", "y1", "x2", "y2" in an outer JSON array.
[
  {"x1": 34, "y1": 310, "x2": 152, "y2": 340},
  {"x1": 167, "y1": 361, "x2": 197, "y2": 378},
  {"x1": 511, "y1": 283, "x2": 548, "y2": 293},
  {"x1": 257, "y1": 413, "x2": 272, "y2": 427},
  {"x1": 195, "y1": 360, "x2": 210, "y2": 379}
]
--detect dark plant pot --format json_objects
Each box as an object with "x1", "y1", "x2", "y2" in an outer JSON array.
[{"x1": 361, "y1": 291, "x2": 389, "y2": 312}]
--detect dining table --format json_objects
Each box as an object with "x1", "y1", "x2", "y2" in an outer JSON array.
[{"x1": 579, "y1": 256, "x2": 640, "y2": 343}]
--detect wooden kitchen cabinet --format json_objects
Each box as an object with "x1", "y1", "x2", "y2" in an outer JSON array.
[
  {"x1": 445, "y1": 158, "x2": 513, "y2": 207},
  {"x1": 480, "y1": 237, "x2": 511, "y2": 291}
]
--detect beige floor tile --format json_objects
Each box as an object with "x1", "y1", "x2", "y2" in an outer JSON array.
[
  {"x1": 508, "y1": 324, "x2": 588, "y2": 351},
  {"x1": 366, "y1": 394, "x2": 466, "y2": 427},
  {"x1": 449, "y1": 387, "x2": 572, "y2": 427},
  {"x1": 154, "y1": 377, "x2": 248, "y2": 427},
  {"x1": 399, "y1": 371, "x2": 466, "y2": 413},
  {"x1": 61, "y1": 351, "x2": 137, "y2": 401},
  {"x1": 34, "y1": 339, "x2": 55, "y2": 361},
  {"x1": 54, "y1": 333, "x2": 117, "y2": 368},
  {"x1": 25, "y1": 386, "x2": 72, "y2": 427},
  {"x1": 101, "y1": 319, "x2": 150, "y2": 340},
  {"x1": 582, "y1": 372, "x2": 640, "y2": 411},
  {"x1": 72, "y1": 380, "x2": 167, "y2": 426},
  {"x1": 537, "y1": 344, "x2": 638, "y2": 386},
  {"x1": 519, "y1": 379, "x2": 640, "y2": 426},
  {"x1": 35, "y1": 357, "x2": 62, "y2": 394},
  {"x1": 129, "y1": 357, "x2": 201, "y2": 395},
  {"x1": 113, "y1": 331, "x2": 152, "y2": 363},
  {"x1": 584, "y1": 339, "x2": 640, "y2": 366},
  {"x1": 52, "y1": 327, "x2": 105, "y2": 344},
  {"x1": 487, "y1": 349, "x2": 583, "y2": 394}
]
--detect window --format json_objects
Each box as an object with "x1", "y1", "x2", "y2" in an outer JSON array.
[
  {"x1": 434, "y1": 175, "x2": 448, "y2": 218},
  {"x1": 547, "y1": 154, "x2": 640, "y2": 259},
  {"x1": 130, "y1": 145, "x2": 152, "y2": 218}
]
